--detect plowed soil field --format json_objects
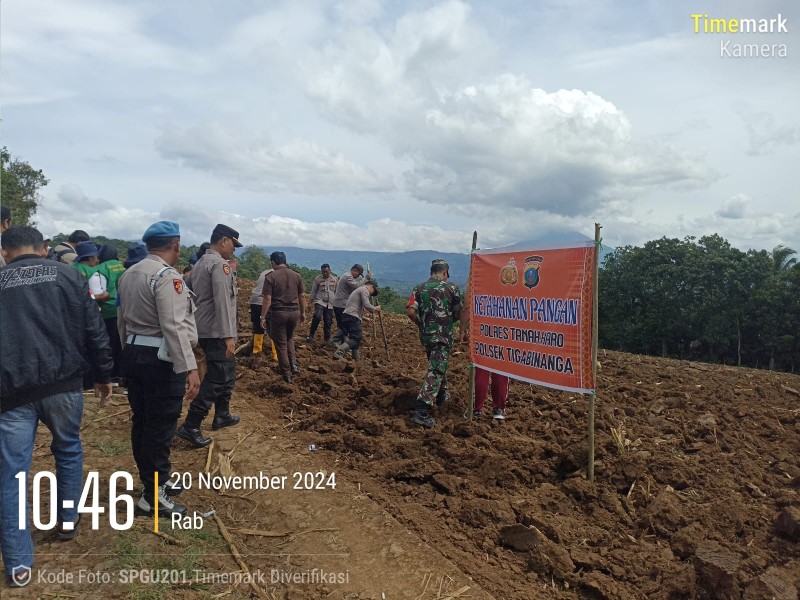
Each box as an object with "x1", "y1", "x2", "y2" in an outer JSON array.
[{"x1": 6, "y1": 278, "x2": 799, "y2": 599}]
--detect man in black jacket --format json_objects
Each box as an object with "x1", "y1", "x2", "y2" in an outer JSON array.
[{"x1": 0, "y1": 226, "x2": 113, "y2": 588}]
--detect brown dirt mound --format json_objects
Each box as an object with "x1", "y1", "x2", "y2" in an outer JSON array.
[
  {"x1": 236, "y1": 280, "x2": 800, "y2": 599},
  {"x1": 11, "y1": 280, "x2": 800, "y2": 599}
]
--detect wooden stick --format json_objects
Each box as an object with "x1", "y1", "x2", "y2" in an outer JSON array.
[
  {"x1": 277, "y1": 527, "x2": 339, "y2": 547},
  {"x1": 232, "y1": 430, "x2": 256, "y2": 453},
  {"x1": 148, "y1": 528, "x2": 189, "y2": 547},
  {"x1": 377, "y1": 303, "x2": 390, "y2": 360},
  {"x1": 367, "y1": 261, "x2": 377, "y2": 339},
  {"x1": 81, "y1": 407, "x2": 130, "y2": 429},
  {"x1": 467, "y1": 231, "x2": 477, "y2": 421},
  {"x1": 213, "y1": 514, "x2": 269, "y2": 600},
  {"x1": 415, "y1": 573, "x2": 433, "y2": 600},
  {"x1": 588, "y1": 223, "x2": 601, "y2": 482},
  {"x1": 233, "y1": 528, "x2": 290, "y2": 538},
  {"x1": 204, "y1": 440, "x2": 215, "y2": 474}
]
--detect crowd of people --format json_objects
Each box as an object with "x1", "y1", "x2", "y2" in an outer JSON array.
[{"x1": 0, "y1": 208, "x2": 509, "y2": 588}]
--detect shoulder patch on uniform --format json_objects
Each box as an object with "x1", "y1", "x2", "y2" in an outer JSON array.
[
  {"x1": 222, "y1": 263, "x2": 231, "y2": 276},
  {"x1": 173, "y1": 279, "x2": 184, "y2": 294}
]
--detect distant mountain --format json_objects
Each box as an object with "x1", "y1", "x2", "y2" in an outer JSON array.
[
  {"x1": 267, "y1": 247, "x2": 471, "y2": 294},
  {"x1": 255, "y1": 238, "x2": 614, "y2": 295}
]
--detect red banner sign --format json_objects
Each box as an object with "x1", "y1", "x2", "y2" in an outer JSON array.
[{"x1": 469, "y1": 242, "x2": 596, "y2": 393}]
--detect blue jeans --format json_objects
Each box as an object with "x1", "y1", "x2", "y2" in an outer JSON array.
[{"x1": 0, "y1": 390, "x2": 84, "y2": 573}]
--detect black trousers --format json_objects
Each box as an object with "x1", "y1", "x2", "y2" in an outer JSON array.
[
  {"x1": 340, "y1": 313, "x2": 363, "y2": 350},
  {"x1": 333, "y1": 306, "x2": 345, "y2": 329},
  {"x1": 104, "y1": 316, "x2": 123, "y2": 379},
  {"x1": 309, "y1": 304, "x2": 334, "y2": 340},
  {"x1": 250, "y1": 304, "x2": 272, "y2": 336},
  {"x1": 185, "y1": 338, "x2": 235, "y2": 427},
  {"x1": 123, "y1": 344, "x2": 186, "y2": 497}
]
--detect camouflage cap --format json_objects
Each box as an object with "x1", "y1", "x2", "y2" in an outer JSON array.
[{"x1": 431, "y1": 258, "x2": 449, "y2": 269}]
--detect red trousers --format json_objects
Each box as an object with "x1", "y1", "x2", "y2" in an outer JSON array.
[{"x1": 474, "y1": 368, "x2": 508, "y2": 412}]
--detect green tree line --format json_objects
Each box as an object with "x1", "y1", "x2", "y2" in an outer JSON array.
[
  {"x1": 1, "y1": 147, "x2": 49, "y2": 226},
  {"x1": 600, "y1": 234, "x2": 800, "y2": 371},
  {"x1": 237, "y1": 246, "x2": 409, "y2": 314}
]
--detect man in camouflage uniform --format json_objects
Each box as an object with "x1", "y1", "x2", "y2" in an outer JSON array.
[{"x1": 407, "y1": 259, "x2": 463, "y2": 428}]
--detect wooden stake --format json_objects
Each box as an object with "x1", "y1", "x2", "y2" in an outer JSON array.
[
  {"x1": 467, "y1": 231, "x2": 477, "y2": 421},
  {"x1": 588, "y1": 222, "x2": 601, "y2": 482},
  {"x1": 367, "y1": 261, "x2": 378, "y2": 338},
  {"x1": 377, "y1": 303, "x2": 390, "y2": 360},
  {"x1": 204, "y1": 440, "x2": 215, "y2": 474},
  {"x1": 213, "y1": 514, "x2": 269, "y2": 600}
]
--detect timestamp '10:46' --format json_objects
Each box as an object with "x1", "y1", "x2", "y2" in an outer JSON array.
[{"x1": 16, "y1": 471, "x2": 135, "y2": 531}]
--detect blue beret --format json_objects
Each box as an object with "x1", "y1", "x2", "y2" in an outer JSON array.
[{"x1": 142, "y1": 221, "x2": 180, "y2": 241}]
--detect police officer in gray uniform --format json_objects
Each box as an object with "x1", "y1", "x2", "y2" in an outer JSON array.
[
  {"x1": 177, "y1": 224, "x2": 242, "y2": 447},
  {"x1": 117, "y1": 221, "x2": 200, "y2": 517}
]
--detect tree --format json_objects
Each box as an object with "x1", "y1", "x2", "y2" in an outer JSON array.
[
  {"x1": 236, "y1": 246, "x2": 270, "y2": 280},
  {"x1": 1, "y1": 147, "x2": 49, "y2": 226},
  {"x1": 771, "y1": 244, "x2": 797, "y2": 273}
]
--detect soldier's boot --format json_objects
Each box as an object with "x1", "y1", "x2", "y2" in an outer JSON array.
[
  {"x1": 212, "y1": 402, "x2": 240, "y2": 431},
  {"x1": 176, "y1": 421, "x2": 212, "y2": 448},
  {"x1": 333, "y1": 342, "x2": 350, "y2": 360},
  {"x1": 271, "y1": 341, "x2": 278, "y2": 361},
  {"x1": 436, "y1": 390, "x2": 450, "y2": 407},
  {"x1": 351, "y1": 348, "x2": 360, "y2": 361},
  {"x1": 411, "y1": 401, "x2": 435, "y2": 428},
  {"x1": 252, "y1": 334, "x2": 264, "y2": 355}
]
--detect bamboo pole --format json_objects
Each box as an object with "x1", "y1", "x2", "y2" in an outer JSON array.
[
  {"x1": 467, "y1": 231, "x2": 477, "y2": 421},
  {"x1": 367, "y1": 261, "x2": 377, "y2": 339},
  {"x1": 588, "y1": 223, "x2": 601, "y2": 482},
  {"x1": 377, "y1": 304, "x2": 390, "y2": 360}
]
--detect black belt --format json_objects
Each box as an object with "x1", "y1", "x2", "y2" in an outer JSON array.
[{"x1": 270, "y1": 305, "x2": 299, "y2": 312}]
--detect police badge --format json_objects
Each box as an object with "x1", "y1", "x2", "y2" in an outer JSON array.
[
  {"x1": 499, "y1": 257, "x2": 518, "y2": 285},
  {"x1": 524, "y1": 255, "x2": 543, "y2": 289}
]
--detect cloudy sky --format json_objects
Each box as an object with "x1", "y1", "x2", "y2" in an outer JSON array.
[{"x1": 1, "y1": 0, "x2": 798, "y2": 253}]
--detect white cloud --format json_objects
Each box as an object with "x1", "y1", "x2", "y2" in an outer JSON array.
[
  {"x1": 716, "y1": 194, "x2": 749, "y2": 219},
  {"x1": 155, "y1": 124, "x2": 394, "y2": 194},
  {"x1": 294, "y1": 2, "x2": 716, "y2": 216},
  {"x1": 35, "y1": 184, "x2": 473, "y2": 252},
  {"x1": 38, "y1": 185, "x2": 155, "y2": 240},
  {"x1": 733, "y1": 103, "x2": 800, "y2": 156}
]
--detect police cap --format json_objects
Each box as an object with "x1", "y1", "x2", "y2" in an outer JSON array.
[
  {"x1": 213, "y1": 224, "x2": 243, "y2": 248},
  {"x1": 142, "y1": 221, "x2": 180, "y2": 242}
]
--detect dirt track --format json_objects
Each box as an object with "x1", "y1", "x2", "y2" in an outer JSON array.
[{"x1": 7, "y1": 279, "x2": 800, "y2": 599}]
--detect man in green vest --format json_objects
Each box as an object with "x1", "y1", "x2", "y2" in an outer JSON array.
[
  {"x1": 96, "y1": 245, "x2": 126, "y2": 380},
  {"x1": 73, "y1": 241, "x2": 107, "y2": 302}
]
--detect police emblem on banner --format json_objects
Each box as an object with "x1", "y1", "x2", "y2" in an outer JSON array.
[
  {"x1": 499, "y1": 257, "x2": 518, "y2": 285},
  {"x1": 524, "y1": 255, "x2": 543, "y2": 289}
]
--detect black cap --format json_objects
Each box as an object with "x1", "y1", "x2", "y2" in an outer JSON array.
[{"x1": 213, "y1": 224, "x2": 242, "y2": 247}]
